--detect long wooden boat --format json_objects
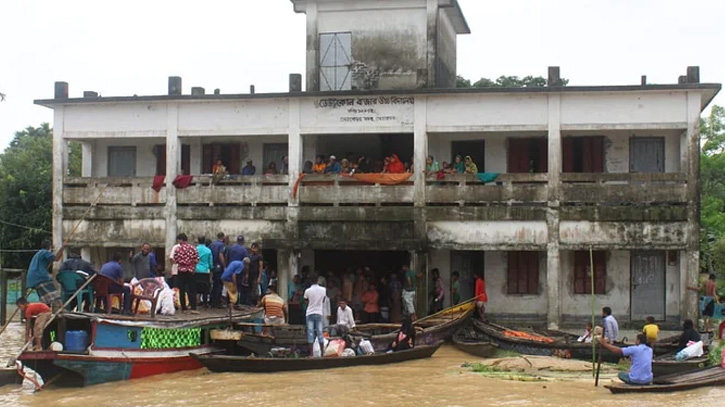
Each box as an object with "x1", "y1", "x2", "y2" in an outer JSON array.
[
  {"x1": 192, "y1": 341, "x2": 443, "y2": 373},
  {"x1": 606, "y1": 366, "x2": 725, "y2": 394},
  {"x1": 452, "y1": 325, "x2": 498, "y2": 358},
  {"x1": 229, "y1": 301, "x2": 475, "y2": 355},
  {"x1": 17, "y1": 307, "x2": 262, "y2": 387},
  {"x1": 470, "y1": 319, "x2": 679, "y2": 363},
  {"x1": 652, "y1": 352, "x2": 709, "y2": 377}
]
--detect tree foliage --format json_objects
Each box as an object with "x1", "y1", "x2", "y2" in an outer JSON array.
[
  {"x1": 700, "y1": 105, "x2": 725, "y2": 275},
  {"x1": 456, "y1": 75, "x2": 569, "y2": 88},
  {"x1": 0, "y1": 123, "x2": 81, "y2": 268}
]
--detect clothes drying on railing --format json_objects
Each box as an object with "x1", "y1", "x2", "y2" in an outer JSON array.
[
  {"x1": 152, "y1": 176, "x2": 165, "y2": 192},
  {"x1": 151, "y1": 175, "x2": 194, "y2": 192},
  {"x1": 346, "y1": 173, "x2": 412, "y2": 185},
  {"x1": 476, "y1": 173, "x2": 500, "y2": 183}
]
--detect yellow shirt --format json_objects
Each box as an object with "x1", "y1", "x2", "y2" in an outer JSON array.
[{"x1": 643, "y1": 323, "x2": 659, "y2": 343}]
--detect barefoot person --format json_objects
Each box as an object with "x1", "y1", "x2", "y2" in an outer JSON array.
[
  {"x1": 703, "y1": 274, "x2": 719, "y2": 332},
  {"x1": 26, "y1": 240, "x2": 66, "y2": 311},
  {"x1": 16, "y1": 297, "x2": 51, "y2": 351}
]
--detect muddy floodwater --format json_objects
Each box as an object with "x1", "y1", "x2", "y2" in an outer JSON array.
[{"x1": 1, "y1": 322, "x2": 723, "y2": 407}]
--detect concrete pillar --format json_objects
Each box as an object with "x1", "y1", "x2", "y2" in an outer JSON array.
[
  {"x1": 413, "y1": 96, "x2": 428, "y2": 207},
  {"x1": 81, "y1": 142, "x2": 93, "y2": 177},
  {"x1": 683, "y1": 91, "x2": 701, "y2": 322},
  {"x1": 410, "y1": 250, "x2": 427, "y2": 316},
  {"x1": 546, "y1": 94, "x2": 562, "y2": 329},
  {"x1": 168, "y1": 77, "x2": 182, "y2": 96},
  {"x1": 52, "y1": 107, "x2": 66, "y2": 266},
  {"x1": 277, "y1": 249, "x2": 298, "y2": 302},
  {"x1": 288, "y1": 99, "x2": 302, "y2": 206},
  {"x1": 54, "y1": 82, "x2": 69, "y2": 99},
  {"x1": 289, "y1": 75, "x2": 302, "y2": 93},
  {"x1": 425, "y1": 0, "x2": 438, "y2": 88},
  {"x1": 164, "y1": 103, "x2": 180, "y2": 274},
  {"x1": 304, "y1": 2, "x2": 319, "y2": 91}
]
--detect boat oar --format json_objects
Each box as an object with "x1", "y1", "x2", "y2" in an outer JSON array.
[{"x1": 6, "y1": 274, "x2": 97, "y2": 367}]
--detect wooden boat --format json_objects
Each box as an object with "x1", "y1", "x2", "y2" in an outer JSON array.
[
  {"x1": 192, "y1": 341, "x2": 443, "y2": 373},
  {"x1": 17, "y1": 306, "x2": 262, "y2": 387},
  {"x1": 228, "y1": 301, "x2": 475, "y2": 355},
  {"x1": 470, "y1": 319, "x2": 679, "y2": 363},
  {"x1": 452, "y1": 325, "x2": 498, "y2": 358},
  {"x1": 652, "y1": 352, "x2": 709, "y2": 377},
  {"x1": 606, "y1": 366, "x2": 725, "y2": 394}
]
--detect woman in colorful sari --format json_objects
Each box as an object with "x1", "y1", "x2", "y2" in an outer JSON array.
[
  {"x1": 453, "y1": 155, "x2": 465, "y2": 173},
  {"x1": 387, "y1": 154, "x2": 406, "y2": 173},
  {"x1": 464, "y1": 155, "x2": 478, "y2": 174}
]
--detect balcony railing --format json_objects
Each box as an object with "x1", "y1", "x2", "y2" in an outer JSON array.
[
  {"x1": 426, "y1": 173, "x2": 549, "y2": 204},
  {"x1": 63, "y1": 172, "x2": 690, "y2": 208},
  {"x1": 560, "y1": 173, "x2": 688, "y2": 204},
  {"x1": 297, "y1": 174, "x2": 414, "y2": 205}
]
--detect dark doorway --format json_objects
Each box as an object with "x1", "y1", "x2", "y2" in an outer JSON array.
[
  {"x1": 563, "y1": 136, "x2": 604, "y2": 173},
  {"x1": 450, "y1": 251, "x2": 484, "y2": 302},
  {"x1": 263, "y1": 143, "x2": 289, "y2": 173},
  {"x1": 154, "y1": 144, "x2": 191, "y2": 175},
  {"x1": 202, "y1": 143, "x2": 241, "y2": 174},
  {"x1": 508, "y1": 138, "x2": 548, "y2": 173},
  {"x1": 451, "y1": 140, "x2": 485, "y2": 172},
  {"x1": 631, "y1": 251, "x2": 666, "y2": 320},
  {"x1": 314, "y1": 250, "x2": 409, "y2": 278}
]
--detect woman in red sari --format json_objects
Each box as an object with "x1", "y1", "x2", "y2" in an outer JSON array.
[{"x1": 387, "y1": 154, "x2": 406, "y2": 173}]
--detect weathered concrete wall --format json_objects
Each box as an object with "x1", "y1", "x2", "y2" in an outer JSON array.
[
  {"x1": 63, "y1": 219, "x2": 166, "y2": 246},
  {"x1": 92, "y1": 138, "x2": 160, "y2": 177},
  {"x1": 560, "y1": 92, "x2": 688, "y2": 128},
  {"x1": 559, "y1": 221, "x2": 688, "y2": 249},
  {"x1": 428, "y1": 221, "x2": 548, "y2": 250},
  {"x1": 176, "y1": 219, "x2": 288, "y2": 245},
  {"x1": 316, "y1": 3, "x2": 428, "y2": 90},
  {"x1": 486, "y1": 251, "x2": 548, "y2": 318},
  {"x1": 436, "y1": 8, "x2": 457, "y2": 88}
]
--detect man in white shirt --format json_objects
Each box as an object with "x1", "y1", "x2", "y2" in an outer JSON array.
[
  {"x1": 304, "y1": 276, "x2": 327, "y2": 357},
  {"x1": 602, "y1": 306, "x2": 619, "y2": 343},
  {"x1": 329, "y1": 299, "x2": 356, "y2": 337}
]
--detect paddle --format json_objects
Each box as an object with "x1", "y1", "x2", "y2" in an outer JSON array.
[{"x1": 6, "y1": 274, "x2": 97, "y2": 367}]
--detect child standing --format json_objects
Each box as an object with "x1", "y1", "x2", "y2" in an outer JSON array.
[{"x1": 643, "y1": 316, "x2": 659, "y2": 344}]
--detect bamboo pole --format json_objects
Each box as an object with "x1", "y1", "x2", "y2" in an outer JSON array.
[{"x1": 590, "y1": 245, "x2": 595, "y2": 377}]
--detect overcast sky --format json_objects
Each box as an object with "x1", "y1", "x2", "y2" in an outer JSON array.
[{"x1": 0, "y1": 0, "x2": 722, "y2": 150}]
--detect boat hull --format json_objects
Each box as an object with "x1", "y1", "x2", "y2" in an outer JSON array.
[
  {"x1": 606, "y1": 366, "x2": 725, "y2": 394},
  {"x1": 193, "y1": 341, "x2": 443, "y2": 373},
  {"x1": 19, "y1": 346, "x2": 217, "y2": 387}
]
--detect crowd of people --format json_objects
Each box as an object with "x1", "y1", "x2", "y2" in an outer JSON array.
[{"x1": 211, "y1": 152, "x2": 482, "y2": 178}]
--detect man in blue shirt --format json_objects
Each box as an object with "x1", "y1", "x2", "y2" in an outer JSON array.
[
  {"x1": 324, "y1": 155, "x2": 341, "y2": 174},
  {"x1": 209, "y1": 232, "x2": 227, "y2": 308},
  {"x1": 100, "y1": 253, "x2": 132, "y2": 314},
  {"x1": 227, "y1": 235, "x2": 248, "y2": 304},
  {"x1": 26, "y1": 240, "x2": 65, "y2": 309},
  {"x1": 599, "y1": 333, "x2": 653, "y2": 385},
  {"x1": 221, "y1": 258, "x2": 248, "y2": 310},
  {"x1": 602, "y1": 306, "x2": 619, "y2": 343},
  {"x1": 241, "y1": 160, "x2": 256, "y2": 175}
]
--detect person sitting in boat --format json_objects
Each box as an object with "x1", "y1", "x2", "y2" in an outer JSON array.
[
  {"x1": 16, "y1": 297, "x2": 51, "y2": 351},
  {"x1": 642, "y1": 316, "x2": 659, "y2": 344},
  {"x1": 599, "y1": 333, "x2": 652, "y2": 385},
  {"x1": 577, "y1": 321, "x2": 593, "y2": 343},
  {"x1": 329, "y1": 299, "x2": 356, "y2": 337},
  {"x1": 677, "y1": 319, "x2": 701, "y2": 351},
  {"x1": 258, "y1": 284, "x2": 287, "y2": 335},
  {"x1": 388, "y1": 315, "x2": 416, "y2": 352}
]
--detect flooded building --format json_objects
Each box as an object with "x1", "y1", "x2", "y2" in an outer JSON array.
[{"x1": 39, "y1": 0, "x2": 719, "y2": 328}]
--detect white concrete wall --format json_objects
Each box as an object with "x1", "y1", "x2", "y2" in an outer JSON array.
[
  {"x1": 178, "y1": 99, "x2": 289, "y2": 136},
  {"x1": 92, "y1": 138, "x2": 161, "y2": 177},
  {"x1": 560, "y1": 221, "x2": 688, "y2": 247},
  {"x1": 427, "y1": 94, "x2": 549, "y2": 132},
  {"x1": 560, "y1": 92, "x2": 688, "y2": 128},
  {"x1": 428, "y1": 221, "x2": 548, "y2": 248},
  {"x1": 486, "y1": 251, "x2": 548, "y2": 316}
]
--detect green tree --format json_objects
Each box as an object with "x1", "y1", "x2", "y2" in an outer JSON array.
[
  {"x1": 457, "y1": 75, "x2": 569, "y2": 88},
  {"x1": 0, "y1": 123, "x2": 81, "y2": 268},
  {"x1": 700, "y1": 105, "x2": 725, "y2": 275}
]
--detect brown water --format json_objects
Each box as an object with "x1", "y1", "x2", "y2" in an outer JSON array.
[{"x1": 0, "y1": 320, "x2": 723, "y2": 407}]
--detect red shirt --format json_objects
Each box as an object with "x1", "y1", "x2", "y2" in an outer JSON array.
[
  {"x1": 719, "y1": 320, "x2": 725, "y2": 340},
  {"x1": 174, "y1": 242, "x2": 199, "y2": 273},
  {"x1": 475, "y1": 278, "x2": 487, "y2": 303},
  {"x1": 25, "y1": 303, "x2": 50, "y2": 319}
]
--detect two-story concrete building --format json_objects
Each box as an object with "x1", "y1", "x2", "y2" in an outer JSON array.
[{"x1": 39, "y1": 0, "x2": 720, "y2": 328}]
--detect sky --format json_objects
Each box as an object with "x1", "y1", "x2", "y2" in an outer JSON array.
[{"x1": 0, "y1": 0, "x2": 723, "y2": 150}]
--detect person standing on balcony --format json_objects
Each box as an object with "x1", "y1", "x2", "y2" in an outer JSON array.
[
  {"x1": 340, "y1": 158, "x2": 352, "y2": 174},
  {"x1": 313, "y1": 155, "x2": 326, "y2": 173},
  {"x1": 281, "y1": 155, "x2": 289, "y2": 175},
  {"x1": 173, "y1": 234, "x2": 200, "y2": 314},
  {"x1": 387, "y1": 154, "x2": 405, "y2": 173},
  {"x1": 26, "y1": 240, "x2": 66, "y2": 312},
  {"x1": 212, "y1": 158, "x2": 226, "y2": 175},
  {"x1": 209, "y1": 232, "x2": 227, "y2": 308},
  {"x1": 464, "y1": 156, "x2": 478, "y2": 174},
  {"x1": 242, "y1": 160, "x2": 256, "y2": 175},
  {"x1": 425, "y1": 155, "x2": 440, "y2": 176},
  {"x1": 265, "y1": 162, "x2": 278, "y2": 175},
  {"x1": 195, "y1": 236, "x2": 213, "y2": 307},
  {"x1": 324, "y1": 155, "x2": 341, "y2": 174},
  {"x1": 453, "y1": 155, "x2": 465, "y2": 174},
  {"x1": 129, "y1": 243, "x2": 157, "y2": 280}
]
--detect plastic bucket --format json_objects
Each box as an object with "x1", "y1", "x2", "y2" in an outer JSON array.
[{"x1": 65, "y1": 330, "x2": 89, "y2": 352}]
